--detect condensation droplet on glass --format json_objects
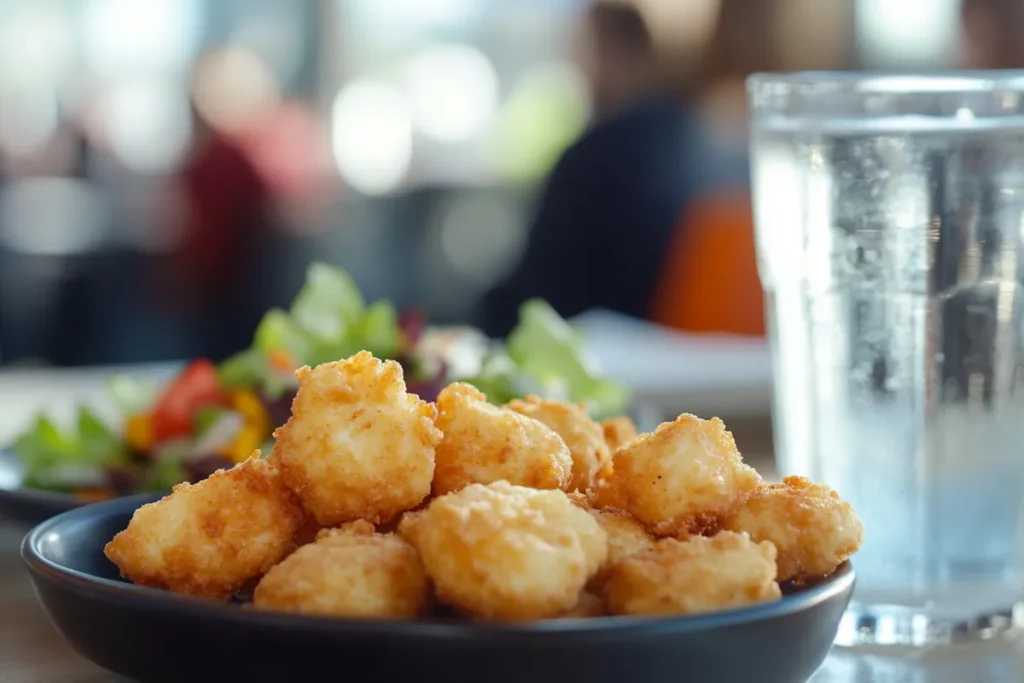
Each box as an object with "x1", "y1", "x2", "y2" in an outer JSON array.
[
  {"x1": 885, "y1": 375, "x2": 904, "y2": 392},
  {"x1": 956, "y1": 107, "x2": 975, "y2": 123},
  {"x1": 810, "y1": 147, "x2": 824, "y2": 169}
]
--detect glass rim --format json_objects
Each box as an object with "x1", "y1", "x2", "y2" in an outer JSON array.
[{"x1": 747, "y1": 70, "x2": 1024, "y2": 96}]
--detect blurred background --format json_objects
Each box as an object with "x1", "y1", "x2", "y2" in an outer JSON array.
[{"x1": 0, "y1": 0, "x2": 987, "y2": 367}]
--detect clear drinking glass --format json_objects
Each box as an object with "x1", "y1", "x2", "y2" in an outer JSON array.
[{"x1": 748, "y1": 72, "x2": 1024, "y2": 647}]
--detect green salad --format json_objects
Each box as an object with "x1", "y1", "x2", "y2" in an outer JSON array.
[{"x1": 8, "y1": 263, "x2": 629, "y2": 500}]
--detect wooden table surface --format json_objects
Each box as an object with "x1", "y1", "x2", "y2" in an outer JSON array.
[{"x1": 0, "y1": 525, "x2": 110, "y2": 683}]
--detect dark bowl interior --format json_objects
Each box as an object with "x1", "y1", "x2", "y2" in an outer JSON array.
[{"x1": 23, "y1": 494, "x2": 855, "y2": 683}]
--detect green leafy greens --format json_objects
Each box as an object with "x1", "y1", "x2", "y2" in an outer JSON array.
[
  {"x1": 8, "y1": 264, "x2": 630, "y2": 496},
  {"x1": 13, "y1": 407, "x2": 127, "y2": 491},
  {"x1": 218, "y1": 262, "x2": 401, "y2": 392},
  {"x1": 462, "y1": 300, "x2": 629, "y2": 420},
  {"x1": 108, "y1": 374, "x2": 158, "y2": 415}
]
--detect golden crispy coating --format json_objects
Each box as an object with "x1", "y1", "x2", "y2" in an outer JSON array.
[
  {"x1": 585, "y1": 474, "x2": 623, "y2": 510},
  {"x1": 253, "y1": 520, "x2": 430, "y2": 618},
  {"x1": 601, "y1": 416, "x2": 638, "y2": 453},
  {"x1": 723, "y1": 476, "x2": 864, "y2": 583},
  {"x1": 561, "y1": 591, "x2": 606, "y2": 618},
  {"x1": 273, "y1": 351, "x2": 442, "y2": 526},
  {"x1": 602, "y1": 532, "x2": 781, "y2": 617},
  {"x1": 399, "y1": 481, "x2": 607, "y2": 620},
  {"x1": 506, "y1": 396, "x2": 611, "y2": 493},
  {"x1": 431, "y1": 384, "x2": 572, "y2": 496},
  {"x1": 589, "y1": 508, "x2": 654, "y2": 565},
  {"x1": 104, "y1": 454, "x2": 305, "y2": 600},
  {"x1": 291, "y1": 515, "x2": 326, "y2": 550},
  {"x1": 586, "y1": 507, "x2": 655, "y2": 589},
  {"x1": 608, "y1": 414, "x2": 761, "y2": 536}
]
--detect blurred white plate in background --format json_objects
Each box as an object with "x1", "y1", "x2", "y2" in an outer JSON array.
[
  {"x1": 0, "y1": 362, "x2": 179, "y2": 444},
  {"x1": 571, "y1": 309, "x2": 773, "y2": 419}
]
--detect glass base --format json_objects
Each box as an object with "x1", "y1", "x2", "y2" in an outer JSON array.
[{"x1": 836, "y1": 601, "x2": 1024, "y2": 647}]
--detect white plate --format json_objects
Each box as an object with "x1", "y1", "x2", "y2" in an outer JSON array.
[
  {"x1": 571, "y1": 310, "x2": 773, "y2": 418},
  {"x1": 0, "y1": 362, "x2": 179, "y2": 443}
]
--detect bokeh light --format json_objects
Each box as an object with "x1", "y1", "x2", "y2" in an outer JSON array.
[
  {"x1": 331, "y1": 79, "x2": 413, "y2": 195},
  {"x1": 229, "y1": 15, "x2": 304, "y2": 89},
  {"x1": 239, "y1": 102, "x2": 328, "y2": 199},
  {"x1": 483, "y1": 62, "x2": 589, "y2": 182},
  {"x1": 403, "y1": 43, "x2": 500, "y2": 144},
  {"x1": 637, "y1": 0, "x2": 719, "y2": 63},
  {"x1": 856, "y1": 0, "x2": 959, "y2": 66},
  {"x1": 84, "y1": 0, "x2": 200, "y2": 78},
  {"x1": 436, "y1": 194, "x2": 527, "y2": 284},
  {"x1": 0, "y1": 5, "x2": 74, "y2": 87},
  {"x1": 345, "y1": 0, "x2": 485, "y2": 35},
  {"x1": 0, "y1": 178, "x2": 111, "y2": 256},
  {"x1": 100, "y1": 81, "x2": 193, "y2": 174},
  {"x1": 0, "y1": 84, "x2": 60, "y2": 158},
  {"x1": 191, "y1": 47, "x2": 281, "y2": 136}
]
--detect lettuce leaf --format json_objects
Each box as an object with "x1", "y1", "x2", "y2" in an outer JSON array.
[
  {"x1": 462, "y1": 300, "x2": 629, "y2": 419},
  {"x1": 351, "y1": 301, "x2": 400, "y2": 360},
  {"x1": 290, "y1": 262, "x2": 364, "y2": 341},
  {"x1": 13, "y1": 408, "x2": 127, "y2": 490},
  {"x1": 108, "y1": 374, "x2": 158, "y2": 415},
  {"x1": 253, "y1": 309, "x2": 312, "y2": 361},
  {"x1": 506, "y1": 300, "x2": 629, "y2": 418},
  {"x1": 12, "y1": 416, "x2": 75, "y2": 475},
  {"x1": 218, "y1": 263, "x2": 401, "y2": 389},
  {"x1": 139, "y1": 442, "x2": 191, "y2": 492},
  {"x1": 76, "y1": 406, "x2": 128, "y2": 466},
  {"x1": 217, "y1": 348, "x2": 268, "y2": 390}
]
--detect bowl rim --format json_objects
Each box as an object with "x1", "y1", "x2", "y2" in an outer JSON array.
[
  {"x1": 0, "y1": 484, "x2": 84, "y2": 505},
  {"x1": 0, "y1": 447, "x2": 87, "y2": 502},
  {"x1": 22, "y1": 492, "x2": 855, "y2": 641}
]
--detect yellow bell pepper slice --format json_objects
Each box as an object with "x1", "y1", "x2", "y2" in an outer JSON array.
[
  {"x1": 125, "y1": 413, "x2": 153, "y2": 453},
  {"x1": 219, "y1": 424, "x2": 263, "y2": 464},
  {"x1": 231, "y1": 390, "x2": 271, "y2": 439}
]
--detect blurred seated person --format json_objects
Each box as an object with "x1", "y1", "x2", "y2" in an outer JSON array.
[
  {"x1": 480, "y1": 0, "x2": 695, "y2": 336},
  {"x1": 961, "y1": 0, "x2": 1024, "y2": 68},
  {"x1": 651, "y1": 0, "x2": 815, "y2": 337},
  {"x1": 159, "y1": 63, "x2": 275, "y2": 361},
  {"x1": 650, "y1": 191, "x2": 764, "y2": 336}
]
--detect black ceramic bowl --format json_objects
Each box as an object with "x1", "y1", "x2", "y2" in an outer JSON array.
[
  {"x1": 0, "y1": 449, "x2": 84, "y2": 526},
  {"x1": 23, "y1": 494, "x2": 855, "y2": 683}
]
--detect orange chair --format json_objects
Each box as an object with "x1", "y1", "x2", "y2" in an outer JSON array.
[{"x1": 650, "y1": 189, "x2": 765, "y2": 336}]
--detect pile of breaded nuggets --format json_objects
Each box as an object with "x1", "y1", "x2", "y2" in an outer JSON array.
[{"x1": 105, "y1": 350, "x2": 863, "y2": 621}]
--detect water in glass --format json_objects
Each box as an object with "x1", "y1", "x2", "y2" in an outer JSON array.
[{"x1": 751, "y1": 87, "x2": 1024, "y2": 646}]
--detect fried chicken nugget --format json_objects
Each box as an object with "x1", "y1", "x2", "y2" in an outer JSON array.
[
  {"x1": 104, "y1": 453, "x2": 305, "y2": 600},
  {"x1": 253, "y1": 520, "x2": 430, "y2": 618},
  {"x1": 585, "y1": 473, "x2": 623, "y2": 510},
  {"x1": 431, "y1": 384, "x2": 572, "y2": 496},
  {"x1": 601, "y1": 416, "x2": 638, "y2": 453},
  {"x1": 586, "y1": 507, "x2": 656, "y2": 589},
  {"x1": 722, "y1": 476, "x2": 864, "y2": 583},
  {"x1": 506, "y1": 396, "x2": 610, "y2": 492},
  {"x1": 608, "y1": 414, "x2": 761, "y2": 536},
  {"x1": 602, "y1": 532, "x2": 781, "y2": 617},
  {"x1": 399, "y1": 481, "x2": 607, "y2": 620},
  {"x1": 274, "y1": 351, "x2": 442, "y2": 526}
]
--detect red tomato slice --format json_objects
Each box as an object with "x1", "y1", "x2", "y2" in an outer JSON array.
[{"x1": 150, "y1": 359, "x2": 229, "y2": 444}]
